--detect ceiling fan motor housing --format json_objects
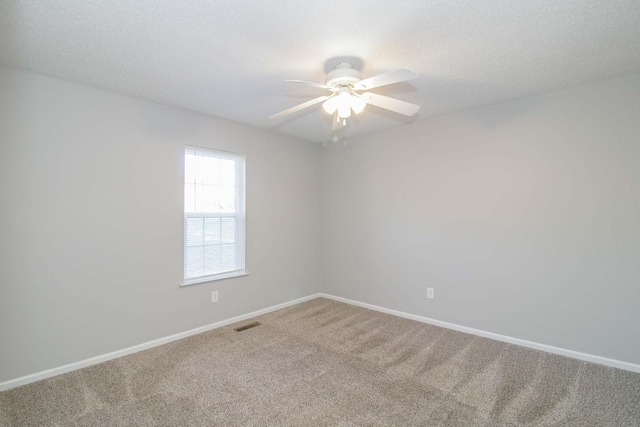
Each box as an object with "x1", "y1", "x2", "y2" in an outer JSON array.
[{"x1": 325, "y1": 63, "x2": 362, "y2": 87}]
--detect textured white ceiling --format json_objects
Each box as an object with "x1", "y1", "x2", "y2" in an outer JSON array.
[{"x1": 1, "y1": 1, "x2": 640, "y2": 143}]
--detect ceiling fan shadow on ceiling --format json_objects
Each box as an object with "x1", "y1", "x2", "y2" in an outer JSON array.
[{"x1": 269, "y1": 63, "x2": 420, "y2": 141}]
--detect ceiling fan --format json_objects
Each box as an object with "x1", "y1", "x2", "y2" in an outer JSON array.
[{"x1": 270, "y1": 63, "x2": 420, "y2": 132}]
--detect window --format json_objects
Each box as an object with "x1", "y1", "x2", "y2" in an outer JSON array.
[{"x1": 183, "y1": 147, "x2": 246, "y2": 286}]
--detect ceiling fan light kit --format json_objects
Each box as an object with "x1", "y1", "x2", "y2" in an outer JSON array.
[
  {"x1": 270, "y1": 62, "x2": 420, "y2": 139},
  {"x1": 322, "y1": 87, "x2": 366, "y2": 118}
]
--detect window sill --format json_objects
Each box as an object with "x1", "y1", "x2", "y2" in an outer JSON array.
[{"x1": 180, "y1": 271, "x2": 250, "y2": 287}]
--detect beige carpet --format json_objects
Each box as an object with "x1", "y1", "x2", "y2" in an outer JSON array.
[{"x1": 1, "y1": 297, "x2": 639, "y2": 426}]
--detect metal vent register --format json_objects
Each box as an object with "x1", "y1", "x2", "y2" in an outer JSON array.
[{"x1": 234, "y1": 321, "x2": 262, "y2": 332}]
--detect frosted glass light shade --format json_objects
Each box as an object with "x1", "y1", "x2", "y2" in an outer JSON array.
[
  {"x1": 323, "y1": 91, "x2": 367, "y2": 119},
  {"x1": 322, "y1": 96, "x2": 340, "y2": 114},
  {"x1": 338, "y1": 103, "x2": 351, "y2": 118},
  {"x1": 350, "y1": 96, "x2": 366, "y2": 114}
]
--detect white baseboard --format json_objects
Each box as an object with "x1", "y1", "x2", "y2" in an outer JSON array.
[
  {"x1": 318, "y1": 293, "x2": 640, "y2": 374},
  {"x1": 0, "y1": 293, "x2": 322, "y2": 392},
  {"x1": 3, "y1": 291, "x2": 638, "y2": 392}
]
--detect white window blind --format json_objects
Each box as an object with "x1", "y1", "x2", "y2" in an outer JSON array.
[{"x1": 183, "y1": 147, "x2": 245, "y2": 285}]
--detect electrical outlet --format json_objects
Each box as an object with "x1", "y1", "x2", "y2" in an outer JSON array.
[
  {"x1": 427, "y1": 288, "x2": 434, "y2": 299},
  {"x1": 211, "y1": 291, "x2": 219, "y2": 303}
]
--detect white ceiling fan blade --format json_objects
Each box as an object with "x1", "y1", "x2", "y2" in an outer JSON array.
[
  {"x1": 354, "y1": 68, "x2": 418, "y2": 91},
  {"x1": 269, "y1": 95, "x2": 331, "y2": 120},
  {"x1": 286, "y1": 80, "x2": 338, "y2": 92},
  {"x1": 362, "y1": 93, "x2": 420, "y2": 116}
]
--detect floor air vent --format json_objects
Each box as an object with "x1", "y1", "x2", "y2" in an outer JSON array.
[{"x1": 234, "y1": 321, "x2": 262, "y2": 332}]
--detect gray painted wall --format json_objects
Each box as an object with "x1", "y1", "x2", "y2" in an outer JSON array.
[
  {"x1": 0, "y1": 67, "x2": 322, "y2": 383},
  {"x1": 321, "y1": 73, "x2": 640, "y2": 365},
  {"x1": 2, "y1": 65, "x2": 639, "y2": 384}
]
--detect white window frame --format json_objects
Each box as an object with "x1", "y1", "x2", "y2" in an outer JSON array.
[{"x1": 181, "y1": 147, "x2": 247, "y2": 286}]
